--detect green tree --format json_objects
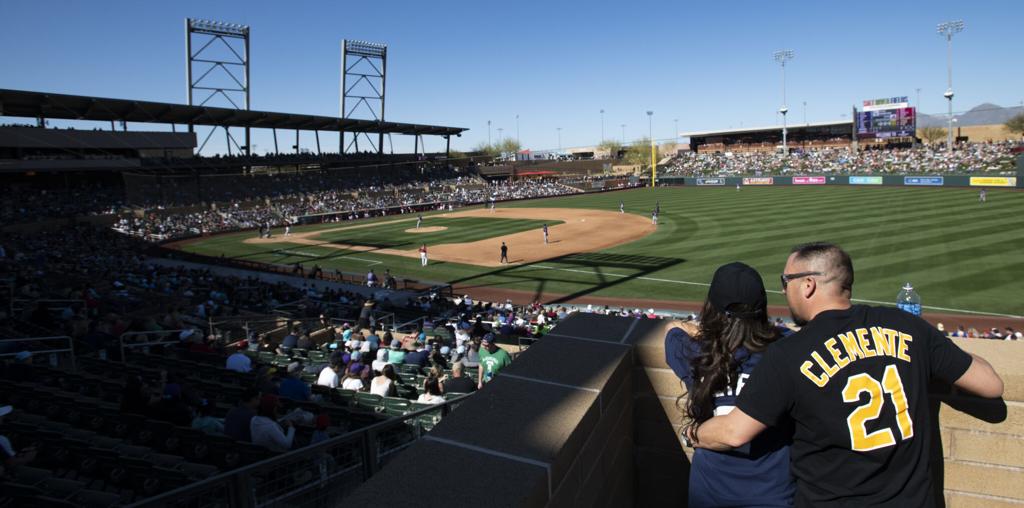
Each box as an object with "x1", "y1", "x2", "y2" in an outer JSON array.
[
  {"x1": 1005, "y1": 113, "x2": 1024, "y2": 138},
  {"x1": 597, "y1": 139, "x2": 623, "y2": 159},
  {"x1": 918, "y1": 126, "x2": 946, "y2": 145},
  {"x1": 623, "y1": 138, "x2": 654, "y2": 167},
  {"x1": 498, "y1": 138, "x2": 521, "y2": 156},
  {"x1": 473, "y1": 142, "x2": 500, "y2": 158}
]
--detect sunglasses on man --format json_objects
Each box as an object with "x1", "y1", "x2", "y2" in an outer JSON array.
[{"x1": 780, "y1": 271, "x2": 823, "y2": 290}]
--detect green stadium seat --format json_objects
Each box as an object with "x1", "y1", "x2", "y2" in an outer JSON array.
[
  {"x1": 335, "y1": 389, "x2": 357, "y2": 406},
  {"x1": 383, "y1": 397, "x2": 411, "y2": 416},
  {"x1": 354, "y1": 392, "x2": 383, "y2": 411}
]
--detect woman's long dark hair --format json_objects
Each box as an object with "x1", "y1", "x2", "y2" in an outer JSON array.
[{"x1": 682, "y1": 299, "x2": 779, "y2": 442}]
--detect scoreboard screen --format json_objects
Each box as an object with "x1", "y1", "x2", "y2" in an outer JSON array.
[{"x1": 857, "y1": 107, "x2": 916, "y2": 139}]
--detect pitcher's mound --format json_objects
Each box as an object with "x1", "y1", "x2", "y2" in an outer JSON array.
[{"x1": 405, "y1": 226, "x2": 448, "y2": 233}]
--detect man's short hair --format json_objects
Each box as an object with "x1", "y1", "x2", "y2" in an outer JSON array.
[
  {"x1": 790, "y1": 242, "x2": 854, "y2": 293},
  {"x1": 452, "y1": 361, "x2": 463, "y2": 374}
]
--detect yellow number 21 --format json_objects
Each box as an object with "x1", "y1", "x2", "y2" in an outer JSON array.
[{"x1": 842, "y1": 364, "x2": 914, "y2": 452}]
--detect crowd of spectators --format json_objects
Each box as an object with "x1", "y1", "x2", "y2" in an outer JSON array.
[
  {"x1": 662, "y1": 141, "x2": 1021, "y2": 177},
  {"x1": 0, "y1": 182, "x2": 127, "y2": 222},
  {"x1": 113, "y1": 178, "x2": 578, "y2": 240}
]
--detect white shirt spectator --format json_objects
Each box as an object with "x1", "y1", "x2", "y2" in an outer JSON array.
[
  {"x1": 417, "y1": 393, "x2": 444, "y2": 405},
  {"x1": 316, "y1": 366, "x2": 340, "y2": 388},
  {"x1": 369, "y1": 377, "x2": 392, "y2": 397},
  {"x1": 225, "y1": 351, "x2": 252, "y2": 373},
  {"x1": 455, "y1": 329, "x2": 470, "y2": 348},
  {"x1": 341, "y1": 377, "x2": 364, "y2": 391},
  {"x1": 372, "y1": 349, "x2": 388, "y2": 373},
  {"x1": 250, "y1": 416, "x2": 295, "y2": 452}
]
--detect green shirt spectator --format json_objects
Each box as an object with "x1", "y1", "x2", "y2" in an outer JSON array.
[{"x1": 478, "y1": 334, "x2": 512, "y2": 387}]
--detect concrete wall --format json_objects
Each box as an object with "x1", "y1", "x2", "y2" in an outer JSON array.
[{"x1": 346, "y1": 314, "x2": 1022, "y2": 507}]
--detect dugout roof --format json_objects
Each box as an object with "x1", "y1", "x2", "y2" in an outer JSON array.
[{"x1": 0, "y1": 89, "x2": 467, "y2": 136}]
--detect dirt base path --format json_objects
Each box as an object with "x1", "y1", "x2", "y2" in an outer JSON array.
[{"x1": 236, "y1": 207, "x2": 656, "y2": 267}]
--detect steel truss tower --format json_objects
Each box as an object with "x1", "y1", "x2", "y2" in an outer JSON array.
[
  {"x1": 340, "y1": 40, "x2": 387, "y2": 156},
  {"x1": 186, "y1": 18, "x2": 250, "y2": 156}
]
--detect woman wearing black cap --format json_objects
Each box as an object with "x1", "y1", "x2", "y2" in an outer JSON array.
[{"x1": 665, "y1": 262, "x2": 794, "y2": 507}]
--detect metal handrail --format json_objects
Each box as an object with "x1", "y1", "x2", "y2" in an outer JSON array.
[
  {"x1": 126, "y1": 392, "x2": 471, "y2": 507},
  {"x1": 0, "y1": 335, "x2": 76, "y2": 370},
  {"x1": 392, "y1": 315, "x2": 425, "y2": 333},
  {"x1": 119, "y1": 329, "x2": 190, "y2": 361},
  {"x1": 10, "y1": 298, "x2": 85, "y2": 313}
]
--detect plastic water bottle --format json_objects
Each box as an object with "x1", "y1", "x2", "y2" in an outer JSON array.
[{"x1": 896, "y1": 283, "x2": 921, "y2": 316}]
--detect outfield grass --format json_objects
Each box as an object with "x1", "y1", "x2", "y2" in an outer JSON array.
[{"x1": 177, "y1": 186, "x2": 1024, "y2": 317}]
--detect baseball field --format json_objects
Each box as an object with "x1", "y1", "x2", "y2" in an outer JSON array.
[{"x1": 170, "y1": 185, "x2": 1024, "y2": 318}]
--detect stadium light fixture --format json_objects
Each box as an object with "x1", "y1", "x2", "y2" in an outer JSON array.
[
  {"x1": 937, "y1": 20, "x2": 964, "y2": 152},
  {"x1": 773, "y1": 50, "x2": 795, "y2": 155}
]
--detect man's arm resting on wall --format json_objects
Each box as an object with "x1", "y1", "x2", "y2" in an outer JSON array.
[
  {"x1": 954, "y1": 353, "x2": 1004, "y2": 399},
  {"x1": 691, "y1": 408, "x2": 767, "y2": 451}
]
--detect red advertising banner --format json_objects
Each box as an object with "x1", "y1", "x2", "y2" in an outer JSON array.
[{"x1": 793, "y1": 176, "x2": 826, "y2": 185}]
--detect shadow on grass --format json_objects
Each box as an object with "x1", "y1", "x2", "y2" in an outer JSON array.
[{"x1": 448, "y1": 252, "x2": 686, "y2": 303}]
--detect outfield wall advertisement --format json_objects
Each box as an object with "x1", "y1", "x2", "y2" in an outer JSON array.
[
  {"x1": 969, "y1": 176, "x2": 1017, "y2": 187},
  {"x1": 849, "y1": 176, "x2": 883, "y2": 185},
  {"x1": 793, "y1": 176, "x2": 826, "y2": 185},
  {"x1": 669, "y1": 174, "x2": 1009, "y2": 188},
  {"x1": 904, "y1": 176, "x2": 944, "y2": 186},
  {"x1": 696, "y1": 178, "x2": 725, "y2": 186}
]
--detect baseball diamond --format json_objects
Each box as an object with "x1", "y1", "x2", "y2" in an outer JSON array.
[{"x1": 171, "y1": 185, "x2": 1024, "y2": 317}]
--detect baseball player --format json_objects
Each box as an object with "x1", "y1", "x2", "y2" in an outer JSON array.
[
  {"x1": 489, "y1": 196, "x2": 496, "y2": 213},
  {"x1": 284, "y1": 221, "x2": 291, "y2": 236},
  {"x1": 542, "y1": 224, "x2": 549, "y2": 244},
  {"x1": 979, "y1": 188, "x2": 987, "y2": 203},
  {"x1": 690, "y1": 242, "x2": 1004, "y2": 506},
  {"x1": 500, "y1": 242, "x2": 509, "y2": 264},
  {"x1": 651, "y1": 209, "x2": 658, "y2": 225},
  {"x1": 619, "y1": 201, "x2": 624, "y2": 214},
  {"x1": 736, "y1": 183, "x2": 741, "y2": 191},
  {"x1": 416, "y1": 214, "x2": 423, "y2": 229},
  {"x1": 419, "y1": 244, "x2": 428, "y2": 266},
  {"x1": 655, "y1": 200, "x2": 661, "y2": 215}
]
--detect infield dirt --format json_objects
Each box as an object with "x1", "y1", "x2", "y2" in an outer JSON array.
[{"x1": 240, "y1": 207, "x2": 656, "y2": 267}]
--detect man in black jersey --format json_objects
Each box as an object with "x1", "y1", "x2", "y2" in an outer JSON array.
[{"x1": 690, "y1": 242, "x2": 1003, "y2": 507}]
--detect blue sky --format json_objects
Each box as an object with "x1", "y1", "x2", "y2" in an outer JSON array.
[{"x1": 2, "y1": 0, "x2": 1022, "y2": 155}]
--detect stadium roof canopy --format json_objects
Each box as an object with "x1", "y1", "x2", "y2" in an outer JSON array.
[
  {"x1": 679, "y1": 120, "x2": 851, "y2": 139},
  {"x1": 0, "y1": 89, "x2": 467, "y2": 136}
]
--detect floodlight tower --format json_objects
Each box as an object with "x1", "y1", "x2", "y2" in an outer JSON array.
[
  {"x1": 773, "y1": 50, "x2": 794, "y2": 155},
  {"x1": 937, "y1": 20, "x2": 965, "y2": 152},
  {"x1": 185, "y1": 18, "x2": 250, "y2": 156},
  {"x1": 340, "y1": 39, "x2": 387, "y2": 156}
]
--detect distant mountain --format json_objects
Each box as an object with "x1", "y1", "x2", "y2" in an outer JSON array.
[{"x1": 917, "y1": 103, "x2": 1024, "y2": 128}]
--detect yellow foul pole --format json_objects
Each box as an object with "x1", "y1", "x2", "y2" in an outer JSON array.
[{"x1": 650, "y1": 140, "x2": 656, "y2": 187}]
